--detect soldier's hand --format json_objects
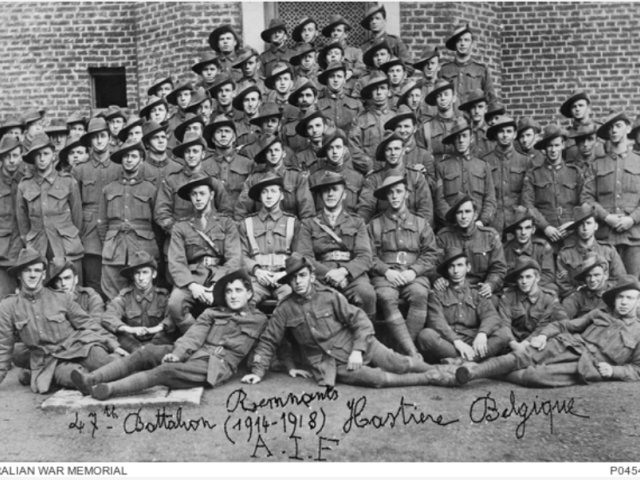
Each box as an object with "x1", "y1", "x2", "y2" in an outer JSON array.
[
  {"x1": 325, "y1": 268, "x2": 348, "y2": 287},
  {"x1": 530, "y1": 335, "x2": 547, "y2": 350},
  {"x1": 241, "y1": 374, "x2": 262, "y2": 384},
  {"x1": 401, "y1": 269, "x2": 417, "y2": 284},
  {"x1": 130, "y1": 326, "x2": 149, "y2": 337},
  {"x1": 472, "y1": 333, "x2": 488, "y2": 358},
  {"x1": 605, "y1": 214, "x2": 621, "y2": 228},
  {"x1": 597, "y1": 362, "x2": 613, "y2": 378},
  {"x1": 162, "y1": 353, "x2": 180, "y2": 363},
  {"x1": 255, "y1": 268, "x2": 274, "y2": 287},
  {"x1": 347, "y1": 350, "x2": 364, "y2": 371},
  {"x1": 434, "y1": 277, "x2": 449, "y2": 291},
  {"x1": 190, "y1": 283, "x2": 213, "y2": 304},
  {"x1": 288, "y1": 369, "x2": 312, "y2": 379},
  {"x1": 544, "y1": 226, "x2": 563, "y2": 243},
  {"x1": 475, "y1": 220, "x2": 484, "y2": 227},
  {"x1": 454, "y1": 340, "x2": 475, "y2": 361},
  {"x1": 477, "y1": 283, "x2": 493, "y2": 298},
  {"x1": 385, "y1": 269, "x2": 406, "y2": 287},
  {"x1": 616, "y1": 216, "x2": 634, "y2": 232}
]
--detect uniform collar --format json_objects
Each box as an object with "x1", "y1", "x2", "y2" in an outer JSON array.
[
  {"x1": 258, "y1": 207, "x2": 283, "y2": 222},
  {"x1": 21, "y1": 286, "x2": 44, "y2": 300},
  {"x1": 384, "y1": 207, "x2": 409, "y2": 222},
  {"x1": 35, "y1": 169, "x2": 58, "y2": 185},
  {"x1": 119, "y1": 170, "x2": 142, "y2": 184},
  {"x1": 133, "y1": 286, "x2": 155, "y2": 303},
  {"x1": 511, "y1": 239, "x2": 533, "y2": 255},
  {"x1": 544, "y1": 161, "x2": 564, "y2": 171},
  {"x1": 146, "y1": 152, "x2": 169, "y2": 167}
]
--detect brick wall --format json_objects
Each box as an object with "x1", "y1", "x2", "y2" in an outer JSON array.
[{"x1": 500, "y1": 1, "x2": 640, "y2": 124}]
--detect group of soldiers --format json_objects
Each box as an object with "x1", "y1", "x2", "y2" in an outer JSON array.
[{"x1": 1, "y1": 6, "x2": 640, "y2": 400}]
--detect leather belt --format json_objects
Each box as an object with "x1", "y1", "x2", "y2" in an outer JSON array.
[
  {"x1": 254, "y1": 253, "x2": 287, "y2": 270},
  {"x1": 320, "y1": 251, "x2": 352, "y2": 261},
  {"x1": 380, "y1": 251, "x2": 417, "y2": 265}
]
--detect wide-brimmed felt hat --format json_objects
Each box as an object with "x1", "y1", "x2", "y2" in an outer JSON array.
[
  {"x1": 261, "y1": 18, "x2": 288, "y2": 43},
  {"x1": 322, "y1": 14, "x2": 351, "y2": 37},
  {"x1": 185, "y1": 87, "x2": 212, "y2": 115},
  {"x1": 309, "y1": 170, "x2": 346, "y2": 193},
  {"x1": 442, "y1": 117, "x2": 472, "y2": 145},
  {"x1": 486, "y1": 115, "x2": 517, "y2": 141},
  {"x1": 8, "y1": 247, "x2": 48, "y2": 277},
  {"x1": 318, "y1": 41, "x2": 344, "y2": 70},
  {"x1": 44, "y1": 119, "x2": 69, "y2": 136},
  {"x1": 0, "y1": 115, "x2": 24, "y2": 137},
  {"x1": 249, "y1": 103, "x2": 284, "y2": 126},
  {"x1": 213, "y1": 268, "x2": 253, "y2": 307},
  {"x1": 110, "y1": 138, "x2": 145, "y2": 164},
  {"x1": 208, "y1": 24, "x2": 241, "y2": 53},
  {"x1": 363, "y1": 39, "x2": 392, "y2": 68},
  {"x1": 248, "y1": 173, "x2": 284, "y2": 201},
  {"x1": 375, "y1": 131, "x2": 405, "y2": 163},
  {"x1": 277, "y1": 252, "x2": 315, "y2": 285},
  {"x1": 412, "y1": 46, "x2": 440, "y2": 70},
  {"x1": 172, "y1": 131, "x2": 207, "y2": 158},
  {"x1": 570, "y1": 122, "x2": 598, "y2": 140},
  {"x1": 629, "y1": 115, "x2": 640, "y2": 140},
  {"x1": 264, "y1": 62, "x2": 294, "y2": 91},
  {"x1": 166, "y1": 80, "x2": 194, "y2": 106},
  {"x1": 292, "y1": 16, "x2": 317, "y2": 43},
  {"x1": 23, "y1": 133, "x2": 54, "y2": 164},
  {"x1": 80, "y1": 117, "x2": 109, "y2": 147},
  {"x1": 560, "y1": 89, "x2": 591, "y2": 118},
  {"x1": 175, "y1": 113, "x2": 207, "y2": 143},
  {"x1": 45, "y1": 257, "x2": 75, "y2": 288},
  {"x1": 361, "y1": 4, "x2": 386, "y2": 30},
  {"x1": 384, "y1": 104, "x2": 417, "y2": 131},
  {"x1": 191, "y1": 51, "x2": 221, "y2": 74},
  {"x1": 485, "y1": 101, "x2": 506, "y2": 122},
  {"x1": 207, "y1": 73, "x2": 236, "y2": 99},
  {"x1": 177, "y1": 172, "x2": 216, "y2": 201},
  {"x1": 140, "y1": 95, "x2": 169, "y2": 120},
  {"x1": 317, "y1": 129, "x2": 347, "y2": 158},
  {"x1": 117, "y1": 115, "x2": 144, "y2": 142},
  {"x1": 255, "y1": 135, "x2": 284, "y2": 164},
  {"x1": 288, "y1": 78, "x2": 318, "y2": 107},
  {"x1": 373, "y1": 174, "x2": 407, "y2": 200},
  {"x1": 203, "y1": 114, "x2": 236, "y2": 148},
  {"x1": 516, "y1": 116, "x2": 541, "y2": 136},
  {"x1": 295, "y1": 110, "x2": 326, "y2": 137},
  {"x1": 141, "y1": 120, "x2": 168, "y2": 143},
  {"x1": 0, "y1": 135, "x2": 22, "y2": 156},
  {"x1": 146, "y1": 73, "x2": 174, "y2": 97},
  {"x1": 380, "y1": 56, "x2": 406, "y2": 75},
  {"x1": 602, "y1": 274, "x2": 640, "y2": 308},
  {"x1": 458, "y1": 88, "x2": 487, "y2": 112},
  {"x1": 597, "y1": 112, "x2": 631, "y2": 141},
  {"x1": 119, "y1": 251, "x2": 158, "y2": 279},
  {"x1": 360, "y1": 71, "x2": 390, "y2": 100},
  {"x1": 445, "y1": 23, "x2": 473, "y2": 51},
  {"x1": 397, "y1": 80, "x2": 424, "y2": 108},
  {"x1": 444, "y1": 192, "x2": 475, "y2": 224},
  {"x1": 574, "y1": 254, "x2": 609, "y2": 284},
  {"x1": 425, "y1": 79, "x2": 454, "y2": 106},
  {"x1": 20, "y1": 108, "x2": 45, "y2": 125},
  {"x1": 564, "y1": 204, "x2": 596, "y2": 232},
  {"x1": 232, "y1": 84, "x2": 262, "y2": 111},
  {"x1": 503, "y1": 206, "x2": 535, "y2": 235},
  {"x1": 436, "y1": 247, "x2": 467, "y2": 279},
  {"x1": 289, "y1": 42, "x2": 316, "y2": 67},
  {"x1": 231, "y1": 46, "x2": 259, "y2": 69},
  {"x1": 534, "y1": 124, "x2": 568, "y2": 150},
  {"x1": 318, "y1": 61, "x2": 348, "y2": 86},
  {"x1": 58, "y1": 134, "x2": 85, "y2": 165},
  {"x1": 504, "y1": 256, "x2": 541, "y2": 285},
  {"x1": 103, "y1": 105, "x2": 127, "y2": 122}
]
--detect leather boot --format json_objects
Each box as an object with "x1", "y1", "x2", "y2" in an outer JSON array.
[
  {"x1": 405, "y1": 307, "x2": 426, "y2": 341},
  {"x1": 71, "y1": 352, "x2": 143, "y2": 394},
  {"x1": 92, "y1": 371, "x2": 155, "y2": 401},
  {"x1": 387, "y1": 315, "x2": 420, "y2": 357},
  {"x1": 456, "y1": 354, "x2": 518, "y2": 385}
]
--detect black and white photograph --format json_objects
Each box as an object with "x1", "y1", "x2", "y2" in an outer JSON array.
[{"x1": 0, "y1": 0, "x2": 639, "y2": 473}]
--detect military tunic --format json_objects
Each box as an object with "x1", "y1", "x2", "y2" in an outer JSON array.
[
  {"x1": 440, "y1": 58, "x2": 496, "y2": 103},
  {"x1": 317, "y1": 89, "x2": 362, "y2": 135},
  {"x1": 308, "y1": 157, "x2": 363, "y2": 214},
  {"x1": 208, "y1": 150, "x2": 254, "y2": 206},
  {"x1": 503, "y1": 237, "x2": 556, "y2": 292},
  {"x1": 416, "y1": 114, "x2": 460, "y2": 163},
  {"x1": 562, "y1": 287, "x2": 606, "y2": 319},
  {"x1": 348, "y1": 105, "x2": 395, "y2": 175},
  {"x1": 0, "y1": 169, "x2": 24, "y2": 298}
]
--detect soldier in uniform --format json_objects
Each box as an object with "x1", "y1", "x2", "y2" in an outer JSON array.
[
  {"x1": 0, "y1": 136, "x2": 24, "y2": 299},
  {"x1": 231, "y1": 84, "x2": 262, "y2": 149},
  {"x1": 434, "y1": 193, "x2": 507, "y2": 302},
  {"x1": 234, "y1": 135, "x2": 314, "y2": 221},
  {"x1": 297, "y1": 171, "x2": 375, "y2": 322},
  {"x1": 483, "y1": 115, "x2": 532, "y2": 235},
  {"x1": 208, "y1": 73, "x2": 237, "y2": 119},
  {"x1": 17, "y1": 133, "x2": 84, "y2": 282},
  {"x1": 497, "y1": 257, "x2": 566, "y2": 352},
  {"x1": 0, "y1": 248, "x2": 120, "y2": 394},
  {"x1": 263, "y1": 63, "x2": 299, "y2": 123},
  {"x1": 66, "y1": 112, "x2": 87, "y2": 138},
  {"x1": 185, "y1": 88, "x2": 215, "y2": 126},
  {"x1": 103, "y1": 106, "x2": 127, "y2": 154},
  {"x1": 440, "y1": 24, "x2": 495, "y2": 103},
  {"x1": 316, "y1": 61, "x2": 362, "y2": 135},
  {"x1": 57, "y1": 134, "x2": 88, "y2": 173},
  {"x1": 515, "y1": 116, "x2": 545, "y2": 168},
  {"x1": 101, "y1": 251, "x2": 176, "y2": 353},
  {"x1": 357, "y1": 131, "x2": 432, "y2": 224},
  {"x1": 458, "y1": 89, "x2": 492, "y2": 159},
  {"x1": 231, "y1": 47, "x2": 266, "y2": 96},
  {"x1": 239, "y1": 174, "x2": 296, "y2": 305},
  {"x1": 117, "y1": 115, "x2": 143, "y2": 145},
  {"x1": 292, "y1": 16, "x2": 319, "y2": 46},
  {"x1": 412, "y1": 46, "x2": 441, "y2": 122},
  {"x1": 167, "y1": 173, "x2": 241, "y2": 334},
  {"x1": 566, "y1": 122, "x2": 600, "y2": 172},
  {"x1": 352, "y1": 39, "x2": 393, "y2": 101},
  {"x1": 484, "y1": 101, "x2": 506, "y2": 127},
  {"x1": 20, "y1": 108, "x2": 45, "y2": 152},
  {"x1": 290, "y1": 43, "x2": 319, "y2": 87},
  {"x1": 434, "y1": 117, "x2": 496, "y2": 227},
  {"x1": 457, "y1": 275, "x2": 640, "y2": 387},
  {"x1": 381, "y1": 57, "x2": 411, "y2": 109},
  {"x1": 521, "y1": 124, "x2": 583, "y2": 249},
  {"x1": 259, "y1": 19, "x2": 295, "y2": 75},
  {"x1": 72, "y1": 269, "x2": 269, "y2": 400},
  {"x1": 98, "y1": 139, "x2": 158, "y2": 299},
  {"x1": 141, "y1": 120, "x2": 181, "y2": 186},
  {"x1": 369, "y1": 176, "x2": 439, "y2": 358},
  {"x1": 165, "y1": 80, "x2": 194, "y2": 136},
  {"x1": 293, "y1": 110, "x2": 333, "y2": 176},
  {"x1": 359, "y1": 5, "x2": 410, "y2": 69},
  {"x1": 348, "y1": 71, "x2": 394, "y2": 175},
  {"x1": 418, "y1": 247, "x2": 510, "y2": 363},
  {"x1": 562, "y1": 254, "x2": 609, "y2": 319},
  {"x1": 317, "y1": 41, "x2": 359, "y2": 97},
  {"x1": 396, "y1": 80, "x2": 430, "y2": 126},
  {"x1": 556, "y1": 204, "x2": 625, "y2": 300},
  {"x1": 560, "y1": 89, "x2": 605, "y2": 161},
  {"x1": 502, "y1": 206, "x2": 556, "y2": 292},
  {"x1": 242, "y1": 253, "x2": 458, "y2": 388},
  {"x1": 44, "y1": 119, "x2": 68, "y2": 154},
  {"x1": 140, "y1": 95, "x2": 170, "y2": 125},
  {"x1": 321, "y1": 15, "x2": 366, "y2": 82},
  {"x1": 581, "y1": 112, "x2": 640, "y2": 276},
  {"x1": 0, "y1": 115, "x2": 24, "y2": 142},
  {"x1": 417, "y1": 79, "x2": 460, "y2": 162},
  {"x1": 146, "y1": 73, "x2": 174, "y2": 100},
  {"x1": 283, "y1": 78, "x2": 325, "y2": 152},
  {"x1": 208, "y1": 24, "x2": 242, "y2": 75},
  {"x1": 192, "y1": 51, "x2": 222, "y2": 91}
]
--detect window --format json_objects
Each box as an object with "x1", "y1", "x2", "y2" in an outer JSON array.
[{"x1": 89, "y1": 67, "x2": 127, "y2": 109}]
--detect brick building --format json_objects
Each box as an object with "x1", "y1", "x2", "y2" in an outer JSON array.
[{"x1": 0, "y1": 2, "x2": 638, "y2": 125}]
